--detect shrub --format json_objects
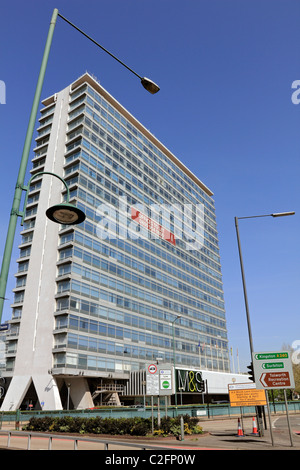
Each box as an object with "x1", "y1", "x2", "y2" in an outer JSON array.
[
  {"x1": 130, "y1": 418, "x2": 151, "y2": 436},
  {"x1": 25, "y1": 416, "x2": 53, "y2": 432},
  {"x1": 23, "y1": 414, "x2": 202, "y2": 437}
]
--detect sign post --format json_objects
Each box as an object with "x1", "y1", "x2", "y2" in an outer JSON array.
[
  {"x1": 253, "y1": 351, "x2": 295, "y2": 447},
  {"x1": 146, "y1": 363, "x2": 174, "y2": 430}
]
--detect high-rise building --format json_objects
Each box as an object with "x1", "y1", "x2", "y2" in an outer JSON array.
[{"x1": 1, "y1": 73, "x2": 231, "y2": 410}]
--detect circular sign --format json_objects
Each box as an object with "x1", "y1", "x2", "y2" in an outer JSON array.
[
  {"x1": 162, "y1": 380, "x2": 170, "y2": 389},
  {"x1": 148, "y1": 364, "x2": 157, "y2": 374}
]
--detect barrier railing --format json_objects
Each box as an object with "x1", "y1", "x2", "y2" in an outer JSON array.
[{"x1": 0, "y1": 430, "x2": 171, "y2": 451}]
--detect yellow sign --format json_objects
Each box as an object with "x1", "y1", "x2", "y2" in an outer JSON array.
[{"x1": 228, "y1": 384, "x2": 266, "y2": 407}]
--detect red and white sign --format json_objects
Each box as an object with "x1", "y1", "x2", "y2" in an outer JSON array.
[
  {"x1": 259, "y1": 372, "x2": 291, "y2": 389},
  {"x1": 131, "y1": 208, "x2": 176, "y2": 245},
  {"x1": 148, "y1": 364, "x2": 157, "y2": 374}
]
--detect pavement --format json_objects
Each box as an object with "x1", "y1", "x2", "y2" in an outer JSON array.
[
  {"x1": 0, "y1": 414, "x2": 300, "y2": 451},
  {"x1": 165, "y1": 415, "x2": 300, "y2": 450}
]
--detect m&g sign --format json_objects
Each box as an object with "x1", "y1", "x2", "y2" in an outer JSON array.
[{"x1": 176, "y1": 369, "x2": 205, "y2": 393}]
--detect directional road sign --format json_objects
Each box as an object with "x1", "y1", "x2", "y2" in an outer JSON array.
[{"x1": 253, "y1": 351, "x2": 295, "y2": 390}]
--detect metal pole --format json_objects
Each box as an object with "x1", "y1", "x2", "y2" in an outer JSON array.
[
  {"x1": 157, "y1": 395, "x2": 161, "y2": 428},
  {"x1": 67, "y1": 383, "x2": 70, "y2": 411},
  {"x1": 172, "y1": 322, "x2": 177, "y2": 413},
  {"x1": 172, "y1": 315, "x2": 181, "y2": 416},
  {"x1": 235, "y1": 216, "x2": 263, "y2": 435},
  {"x1": 234, "y1": 217, "x2": 254, "y2": 354},
  {"x1": 284, "y1": 389, "x2": 294, "y2": 447},
  {"x1": 0, "y1": 8, "x2": 58, "y2": 323},
  {"x1": 265, "y1": 391, "x2": 275, "y2": 446},
  {"x1": 151, "y1": 396, "x2": 154, "y2": 434}
]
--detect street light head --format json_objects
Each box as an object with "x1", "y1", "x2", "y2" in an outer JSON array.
[
  {"x1": 46, "y1": 202, "x2": 86, "y2": 225},
  {"x1": 140, "y1": 77, "x2": 160, "y2": 94},
  {"x1": 271, "y1": 211, "x2": 295, "y2": 218},
  {"x1": 172, "y1": 314, "x2": 182, "y2": 324}
]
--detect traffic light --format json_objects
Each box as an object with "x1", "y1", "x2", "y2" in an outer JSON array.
[{"x1": 247, "y1": 362, "x2": 255, "y2": 382}]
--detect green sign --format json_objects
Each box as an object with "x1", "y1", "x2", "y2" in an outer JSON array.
[
  {"x1": 253, "y1": 350, "x2": 295, "y2": 390},
  {"x1": 254, "y1": 352, "x2": 289, "y2": 360},
  {"x1": 262, "y1": 362, "x2": 284, "y2": 369},
  {"x1": 162, "y1": 380, "x2": 170, "y2": 389}
]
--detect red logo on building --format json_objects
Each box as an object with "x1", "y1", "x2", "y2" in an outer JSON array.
[{"x1": 131, "y1": 208, "x2": 176, "y2": 245}]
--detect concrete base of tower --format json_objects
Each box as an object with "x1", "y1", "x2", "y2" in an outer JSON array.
[
  {"x1": 56, "y1": 376, "x2": 94, "y2": 410},
  {"x1": 0, "y1": 375, "x2": 32, "y2": 411},
  {"x1": 0, "y1": 375, "x2": 95, "y2": 411},
  {"x1": 1, "y1": 375, "x2": 63, "y2": 411}
]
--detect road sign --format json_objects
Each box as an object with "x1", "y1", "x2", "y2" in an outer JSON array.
[
  {"x1": 146, "y1": 363, "x2": 174, "y2": 396},
  {"x1": 160, "y1": 369, "x2": 172, "y2": 391},
  {"x1": 253, "y1": 351, "x2": 295, "y2": 390},
  {"x1": 148, "y1": 364, "x2": 157, "y2": 374},
  {"x1": 259, "y1": 372, "x2": 291, "y2": 388},
  {"x1": 228, "y1": 383, "x2": 267, "y2": 407}
]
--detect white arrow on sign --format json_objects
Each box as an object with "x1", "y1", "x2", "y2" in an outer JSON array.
[{"x1": 260, "y1": 373, "x2": 268, "y2": 387}]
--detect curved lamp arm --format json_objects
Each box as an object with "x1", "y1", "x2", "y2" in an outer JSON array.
[
  {"x1": 20, "y1": 171, "x2": 70, "y2": 225},
  {"x1": 20, "y1": 171, "x2": 85, "y2": 226}
]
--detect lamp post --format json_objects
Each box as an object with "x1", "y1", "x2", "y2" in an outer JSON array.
[
  {"x1": 234, "y1": 211, "x2": 295, "y2": 357},
  {"x1": 234, "y1": 211, "x2": 295, "y2": 435},
  {"x1": 171, "y1": 314, "x2": 181, "y2": 414},
  {"x1": 0, "y1": 8, "x2": 160, "y2": 324}
]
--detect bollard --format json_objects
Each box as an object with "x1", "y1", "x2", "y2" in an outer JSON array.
[{"x1": 180, "y1": 416, "x2": 184, "y2": 441}]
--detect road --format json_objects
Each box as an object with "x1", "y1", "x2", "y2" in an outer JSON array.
[{"x1": 0, "y1": 413, "x2": 300, "y2": 451}]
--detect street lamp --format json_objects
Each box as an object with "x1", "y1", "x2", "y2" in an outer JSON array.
[
  {"x1": 57, "y1": 12, "x2": 160, "y2": 95},
  {"x1": 0, "y1": 8, "x2": 160, "y2": 323},
  {"x1": 20, "y1": 171, "x2": 86, "y2": 227},
  {"x1": 46, "y1": 203, "x2": 85, "y2": 225},
  {"x1": 234, "y1": 211, "x2": 295, "y2": 356},
  {"x1": 234, "y1": 211, "x2": 295, "y2": 433},
  {"x1": 171, "y1": 314, "x2": 181, "y2": 413}
]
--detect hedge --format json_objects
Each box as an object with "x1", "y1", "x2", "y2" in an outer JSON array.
[{"x1": 23, "y1": 414, "x2": 203, "y2": 437}]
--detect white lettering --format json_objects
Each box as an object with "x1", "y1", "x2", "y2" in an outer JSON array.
[
  {"x1": 0, "y1": 80, "x2": 6, "y2": 104},
  {"x1": 291, "y1": 80, "x2": 300, "y2": 104},
  {"x1": 105, "y1": 455, "x2": 140, "y2": 467}
]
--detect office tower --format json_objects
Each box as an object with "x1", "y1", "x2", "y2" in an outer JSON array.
[{"x1": 1, "y1": 73, "x2": 229, "y2": 410}]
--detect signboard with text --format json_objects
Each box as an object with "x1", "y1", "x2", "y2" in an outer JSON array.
[
  {"x1": 253, "y1": 351, "x2": 295, "y2": 390},
  {"x1": 176, "y1": 369, "x2": 205, "y2": 393},
  {"x1": 228, "y1": 383, "x2": 266, "y2": 407},
  {"x1": 146, "y1": 363, "x2": 174, "y2": 396}
]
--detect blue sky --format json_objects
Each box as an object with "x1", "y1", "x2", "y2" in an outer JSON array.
[{"x1": 0, "y1": 0, "x2": 299, "y2": 373}]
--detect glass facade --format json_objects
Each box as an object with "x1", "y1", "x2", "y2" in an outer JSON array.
[{"x1": 7, "y1": 73, "x2": 229, "y2": 382}]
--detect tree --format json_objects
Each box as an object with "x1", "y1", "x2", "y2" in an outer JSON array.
[{"x1": 282, "y1": 343, "x2": 300, "y2": 396}]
